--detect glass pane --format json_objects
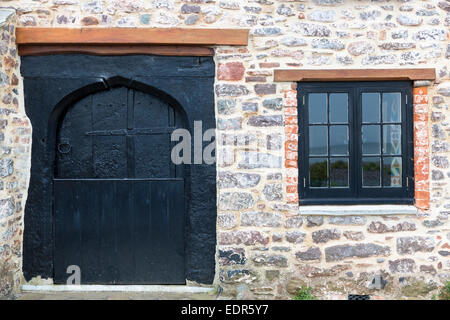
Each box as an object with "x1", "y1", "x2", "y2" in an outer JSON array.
[
  {"x1": 362, "y1": 157, "x2": 381, "y2": 187},
  {"x1": 330, "y1": 158, "x2": 349, "y2": 188},
  {"x1": 309, "y1": 158, "x2": 328, "y2": 188},
  {"x1": 383, "y1": 157, "x2": 402, "y2": 187},
  {"x1": 330, "y1": 126, "x2": 348, "y2": 156},
  {"x1": 362, "y1": 92, "x2": 380, "y2": 123},
  {"x1": 382, "y1": 93, "x2": 401, "y2": 123},
  {"x1": 330, "y1": 93, "x2": 348, "y2": 123},
  {"x1": 309, "y1": 93, "x2": 327, "y2": 124},
  {"x1": 383, "y1": 125, "x2": 402, "y2": 155},
  {"x1": 309, "y1": 126, "x2": 328, "y2": 156},
  {"x1": 362, "y1": 125, "x2": 380, "y2": 155}
]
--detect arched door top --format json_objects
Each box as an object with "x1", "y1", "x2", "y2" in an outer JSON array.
[{"x1": 55, "y1": 78, "x2": 187, "y2": 179}]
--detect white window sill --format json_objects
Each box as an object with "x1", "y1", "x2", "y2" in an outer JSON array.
[{"x1": 298, "y1": 205, "x2": 419, "y2": 216}]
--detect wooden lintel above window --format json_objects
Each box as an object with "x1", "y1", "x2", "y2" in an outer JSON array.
[
  {"x1": 16, "y1": 27, "x2": 249, "y2": 56},
  {"x1": 274, "y1": 68, "x2": 436, "y2": 82}
]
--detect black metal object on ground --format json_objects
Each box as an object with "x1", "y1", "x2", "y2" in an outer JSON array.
[{"x1": 348, "y1": 294, "x2": 371, "y2": 300}]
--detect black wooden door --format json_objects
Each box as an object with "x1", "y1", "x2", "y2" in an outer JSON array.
[{"x1": 53, "y1": 86, "x2": 186, "y2": 284}]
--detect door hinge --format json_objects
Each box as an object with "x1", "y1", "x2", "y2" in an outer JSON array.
[
  {"x1": 303, "y1": 96, "x2": 305, "y2": 105},
  {"x1": 303, "y1": 177, "x2": 306, "y2": 187},
  {"x1": 406, "y1": 177, "x2": 409, "y2": 187}
]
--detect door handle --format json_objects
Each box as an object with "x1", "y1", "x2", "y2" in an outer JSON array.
[{"x1": 58, "y1": 143, "x2": 71, "y2": 154}]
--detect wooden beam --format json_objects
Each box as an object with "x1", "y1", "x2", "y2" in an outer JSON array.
[
  {"x1": 18, "y1": 44, "x2": 214, "y2": 56},
  {"x1": 274, "y1": 69, "x2": 436, "y2": 82},
  {"x1": 16, "y1": 28, "x2": 249, "y2": 46}
]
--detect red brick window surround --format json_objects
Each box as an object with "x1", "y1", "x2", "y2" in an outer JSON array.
[
  {"x1": 279, "y1": 69, "x2": 435, "y2": 211},
  {"x1": 413, "y1": 86, "x2": 430, "y2": 210}
]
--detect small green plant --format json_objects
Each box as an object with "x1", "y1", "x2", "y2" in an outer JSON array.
[
  {"x1": 293, "y1": 286, "x2": 317, "y2": 300},
  {"x1": 437, "y1": 281, "x2": 450, "y2": 300}
]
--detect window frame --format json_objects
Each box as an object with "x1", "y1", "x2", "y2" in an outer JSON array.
[{"x1": 298, "y1": 81, "x2": 414, "y2": 205}]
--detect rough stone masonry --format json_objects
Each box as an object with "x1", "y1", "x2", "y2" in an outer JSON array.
[
  {"x1": 0, "y1": 8, "x2": 31, "y2": 297},
  {"x1": 0, "y1": 0, "x2": 449, "y2": 299}
]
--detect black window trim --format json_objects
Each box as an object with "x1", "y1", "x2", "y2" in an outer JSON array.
[{"x1": 298, "y1": 81, "x2": 414, "y2": 205}]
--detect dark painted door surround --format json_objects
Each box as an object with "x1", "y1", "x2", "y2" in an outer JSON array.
[{"x1": 21, "y1": 55, "x2": 217, "y2": 285}]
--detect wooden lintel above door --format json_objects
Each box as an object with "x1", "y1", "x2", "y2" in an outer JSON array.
[{"x1": 16, "y1": 27, "x2": 249, "y2": 56}]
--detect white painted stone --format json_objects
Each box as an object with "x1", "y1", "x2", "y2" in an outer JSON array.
[
  {"x1": 0, "y1": 9, "x2": 15, "y2": 28},
  {"x1": 299, "y1": 205, "x2": 419, "y2": 216},
  {"x1": 21, "y1": 285, "x2": 215, "y2": 293}
]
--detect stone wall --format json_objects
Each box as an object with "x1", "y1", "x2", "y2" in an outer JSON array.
[
  {"x1": 0, "y1": 0, "x2": 449, "y2": 299},
  {"x1": 0, "y1": 9, "x2": 31, "y2": 297}
]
